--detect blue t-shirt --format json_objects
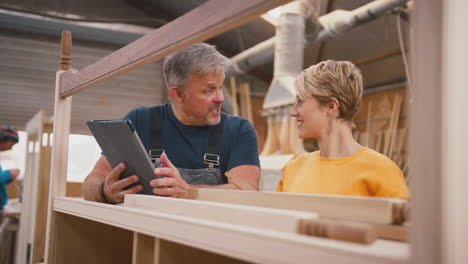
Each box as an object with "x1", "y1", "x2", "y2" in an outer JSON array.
[{"x1": 123, "y1": 103, "x2": 260, "y2": 179}]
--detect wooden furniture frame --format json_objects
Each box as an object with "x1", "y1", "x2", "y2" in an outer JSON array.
[
  {"x1": 16, "y1": 110, "x2": 53, "y2": 264},
  {"x1": 14, "y1": 111, "x2": 83, "y2": 264},
  {"x1": 40, "y1": 0, "x2": 468, "y2": 263}
]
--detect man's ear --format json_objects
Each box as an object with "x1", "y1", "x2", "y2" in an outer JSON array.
[{"x1": 169, "y1": 86, "x2": 184, "y2": 103}]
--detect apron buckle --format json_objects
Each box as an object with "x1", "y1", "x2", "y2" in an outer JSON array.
[
  {"x1": 149, "y1": 149, "x2": 164, "y2": 167},
  {"x1": 203, "y1": 153, "x2": 220, "y2": 169}
]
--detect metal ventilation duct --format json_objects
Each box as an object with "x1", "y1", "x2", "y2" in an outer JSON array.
[
  {"x1": 263, "y1": 1, "x2": 309, "y2": 109},
  {"x1": 227, "y1": 0, "x2": 410, "y2": 78}
]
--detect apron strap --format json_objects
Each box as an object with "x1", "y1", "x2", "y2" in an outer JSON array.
[
  {"x1": 204, "y1": 113, "x2": 226, "y2": 169},
  {"x1": 149, "y1": 106, "x2": 226, "y2": 171},
  {"x1": 149, "y1": 106, "x2": 164, "y2": 166}
]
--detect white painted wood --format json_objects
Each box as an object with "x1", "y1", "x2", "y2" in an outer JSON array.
[
  {"x1": 124, "y1": 194, "x2": 317, "y2": 233},
  {"x1": 54, "y1": 197, "x2": 409, "y2": 264},
  {"x1": 187, "y1": 188, "x2": 405, "y2": 224},
  {"x1": 441, "y1": 0, "x2": 468, "y2": 263},
  {"x1": 44, "y1": 70, "x2": 72, "y2": 264},
  {"x1": 15, "y1": 110, "x2": 46, "y2": 264},
  {"x1": 411, "y1": 0, "x2": 468, "y2": 263}
]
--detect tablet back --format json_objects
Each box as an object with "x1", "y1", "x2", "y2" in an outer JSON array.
[{"x1": 87, "y1": 119, "x2": 156, "y2": 195}]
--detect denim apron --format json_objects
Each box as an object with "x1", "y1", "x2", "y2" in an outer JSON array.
[{"x1": 149, "y1": 106, "x2": 227, "y2": 185}]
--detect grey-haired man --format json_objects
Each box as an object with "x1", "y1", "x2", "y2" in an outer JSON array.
[{"x1": 83, "y1": 43, "x2": 260, "y2": 204}]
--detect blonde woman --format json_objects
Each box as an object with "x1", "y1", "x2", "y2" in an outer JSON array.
[{"x1": 277, "y1": 60, "x2": 409, "y2": 199}]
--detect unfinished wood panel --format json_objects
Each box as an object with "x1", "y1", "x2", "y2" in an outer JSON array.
[
  {"x1": 52, "y1": 212, "x2": 132, "y2": 264},
  {"x1": 187, "y1": 188, "x2": 407, "y2": 224},
  {"x1": 66, "y1": 181, "x2": 83, "y2": 197},
  {"x1": 132, "y1": 232, "x2": 156, "y2": 264},
  {"x1": 59, "y1": 0, "x2": 291, "y2": 97},
  {"x1": 54, "y1": 197, "x2": 409, "y2": 264},
  {"x1": 354, "y1": 88, "x2": 409, "y2": 175},
  {"x1": 157, "y1": 239, "x2": 251, "y2": 264}
]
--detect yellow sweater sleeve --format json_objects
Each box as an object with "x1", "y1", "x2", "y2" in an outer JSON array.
[{"x1": 369, "y1": 163, "x2": 410, "y2": 199}]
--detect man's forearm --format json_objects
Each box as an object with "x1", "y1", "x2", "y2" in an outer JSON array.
[{"x1": 83, "y1": 173, "x2": 106, "y2": 202}]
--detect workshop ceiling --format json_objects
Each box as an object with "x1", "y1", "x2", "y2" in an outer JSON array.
[
  {"x1": 0, "y1": 0, "x2": 410, "y2": 132},
  {"x1": 0, "y1": 0, "x2": 409, "y2": 86}
]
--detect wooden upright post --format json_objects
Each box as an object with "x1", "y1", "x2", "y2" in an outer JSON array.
[
  {"x1": 44, "y1": 31, "x2": 73, "y2": 264},
  {"x1": 229, "y1": 76, "x2": 239, "y2": 116}
]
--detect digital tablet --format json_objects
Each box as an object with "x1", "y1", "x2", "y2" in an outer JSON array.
[{"x1": 87, "y1": 119, "x2": 159, "y2": 195}]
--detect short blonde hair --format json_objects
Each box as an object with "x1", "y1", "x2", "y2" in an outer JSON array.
[{"x1": 295, "y1": 60, "x2": 363, "y2": 121}]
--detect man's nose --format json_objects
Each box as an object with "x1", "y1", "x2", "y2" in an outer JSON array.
[{"x1": 214, "y1": 89, "x2": 224, "y2": 103}]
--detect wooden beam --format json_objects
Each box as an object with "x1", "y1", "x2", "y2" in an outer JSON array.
[
  {"x1": 60, "y1": 0, "x2": 291, "y2": 98},
  {"x1": 187, "y1": 188, "x2": 408, "y2": 224}
]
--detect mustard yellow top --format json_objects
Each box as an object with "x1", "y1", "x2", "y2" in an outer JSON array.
[{"x1": 277, "y1": 147, "x2": 410, "y2": 199}]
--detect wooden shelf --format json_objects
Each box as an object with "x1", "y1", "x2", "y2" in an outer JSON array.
[{"x1": 53, "y1": 197, "x2": 409, "y2": 264}]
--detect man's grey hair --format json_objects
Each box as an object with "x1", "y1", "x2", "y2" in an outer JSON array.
[{"x1": 163, "y1": 43, "x2": 231, "y2": 88}]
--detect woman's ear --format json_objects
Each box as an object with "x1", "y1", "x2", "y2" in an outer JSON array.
[
  {"x1": 169, "y1": 86, "x2": 184, "y2": 103},
  {"x1": 328, "y1": 98, "x2": 340, "y2": 117}
]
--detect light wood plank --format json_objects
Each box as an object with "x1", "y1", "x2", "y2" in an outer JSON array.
[
  {"x1": 59, "y1": 0, "x2": 291, "y2": 97},
  {"x1": 125, "y1": 194, "x2": 377, "y2": 245},
  {"x1": 187, "y1": 188, "x2": 408, "y2": 224},
  {"x1": 124, "y1": 194, "x2": 317, "y2": 234}
]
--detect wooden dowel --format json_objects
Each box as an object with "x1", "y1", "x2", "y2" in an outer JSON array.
[
  {"x1": 365, "y1": 101, "x2": 373, "y2": 147},
  {"x1": 388, "y1": 95, "x2": 402, "y2": 158},
  {"x1": 298, "y1": 219, "x2": 377, "y2": 245},
  {"x1": 383, "y1": 95, "x2": 399, "y2": 156},
  {"x1": 373, "y1": 223, "x2": 409, "y2": 242},
  {"x1": 229, "y1": 76, "x2": 239, "y2": 116},
  {"x1": 60, "y1": 31, "x2": 72, "y2": 71},
  {"x1": 375, "y1": 131, "x2": 383, "y2": 153},
  {"x1": 244, "y1": 83, "x2": 254, "y2": 124},
  {"x1": 394, "y1": 128, "x2": 407, "y2": 163}
]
